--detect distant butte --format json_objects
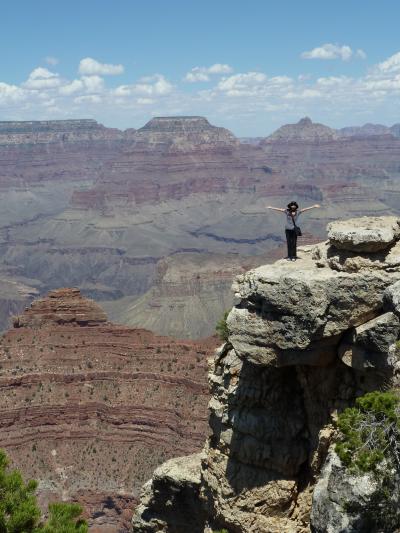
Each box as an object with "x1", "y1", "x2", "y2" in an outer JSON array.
[{"x1": 265, "y1": 116, "x2": 338, "y2": 141}]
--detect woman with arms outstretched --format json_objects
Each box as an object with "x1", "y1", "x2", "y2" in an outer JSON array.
[{"x1": 267, "y1": 201, "x2": 320, "y2": 260}]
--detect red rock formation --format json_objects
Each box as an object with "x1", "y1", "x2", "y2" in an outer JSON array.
[{"x1": 0, "y1": 288, "x2": 217, "y2": 531}]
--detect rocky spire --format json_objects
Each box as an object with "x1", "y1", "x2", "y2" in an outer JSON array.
[{"x1": 266, "y1": 116, "x2": 338, "y2": 141}]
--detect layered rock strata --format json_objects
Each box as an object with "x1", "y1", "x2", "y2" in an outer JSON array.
[
  {"x1": 133, "y1": 215, "x2": 400, "y2": 532},
  {"x1": 4, "y1": 116, "x2": 400, "y2": 339},
  {"x1": 103, "y1": 252, "x2": 271, "y2": 339},
  {"x1": 0, "y1": 288, "x2": 216, "y2": 531}
]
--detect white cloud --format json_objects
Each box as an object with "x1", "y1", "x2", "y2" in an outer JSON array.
[
  {"x1": 377, "y1": 51, "x2": 400, "y2": 73},
  {"x1": 29, "y1": 67, "x2": 57, "y2": 80},
  {"x1": 218, "y1": 72, "x2": 267, "y2": 91},
  {"x1": 116, "y1": 75, "x2": 173, "y2": 97},
  {"x1": 215, "y1": 72, "x2": 292, "y2": 97},
  {"x1": 0, "y1": 82, "x2": 25, "y2": 102},
  {"x1": 59, "y1": 79, "x2": 84, "y2": 95},
  {"x1": 364, "y1": 74, "x2": 400, "y2": 91},
  {"x1": 184, "y1": 63, "x2": 233, "y2": 82},
  {"x1": 185, "y1": 70, "x2": 210, "y2": 83},
  {"x1": 301, "y1": 43, "x2": 365, "y2": 61},
  {"x1": 208, "y1": 63, "x2": 233, "y2": 74},
  {"x1": 74, "y1": 94, "x2": 102, "y2": 104},
  {"x1": 114, "y1": 85, "x2": 131, "y2": 97},
  {"x1": 24, "y1": 67, "x2": 61, "y2": 89},
  {"x1": 317, "y1": 76, "x2": 352, "y2": 86},
  {"x1": 78, "y1": 57, "x2": 124, "y2": 76},
  {"x1": 81, "y1": 75, "x2": 104, "y2": 93}
]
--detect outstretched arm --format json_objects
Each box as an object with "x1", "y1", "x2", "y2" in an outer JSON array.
[
  {"x1": 300, "y1": 204, "x2": 321, "y2": 213},
  {"x1": 266, "y1": 206, "x2": 286, "y2": 212}
]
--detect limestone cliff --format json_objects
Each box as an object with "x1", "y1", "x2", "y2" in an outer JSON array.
[{"x1": 132, "y1": 215, "x2": 400, "y2": 532}]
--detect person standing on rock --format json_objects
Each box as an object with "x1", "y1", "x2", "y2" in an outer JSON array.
[{"x1": 267, "y1": 201, "x2": 321, "y2": 260}]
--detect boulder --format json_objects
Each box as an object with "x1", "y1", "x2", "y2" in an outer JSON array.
[
  {"x1": 338, "y1": 312, "x2": 400, "y2": 370},
  {"x1": 311, "y1": 450, "x2": 376, "y2": 533},
  {"x1": 383, "y1": 279, "x2": 400, "y2": 316},
  {"x1": 327, "y1": 216, "x2": 400, "y2": 253},
  {"x1": 229, "y1": 250, "x2": 395, "y2": 366},
  {"x1": 132, "y1": 453, "x2": 205, "y2": 533}
]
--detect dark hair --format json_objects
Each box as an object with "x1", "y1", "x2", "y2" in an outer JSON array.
[{"x1": 287, "y1": 201, "x2": 299, "y2": 210}]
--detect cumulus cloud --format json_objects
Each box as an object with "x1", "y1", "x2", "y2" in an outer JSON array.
[
  {"x1": 74, "y1": 95, "x2": 102, "y2": 104},
  {"x1": 59, "y1": 79, "x2": 84, "y2": 96},
  {"x1": 301, "y1": 44, "x2": 366, "y2": 61},
  {"x1": 377, "y1": 51, "x2": 400, "y2": 73},
  {"x1": 184, "y1": 63, "x2": 233, "y2": 82},
  {"x1": 0, "y1": 82, "x2": 25, "y2": 102},
  {"x1": 115, "y1": 75, "x2": 173, "y2": 97},
  {"x1": 216, "y1": 72, "x2": 292, "y2": 97},
  {"x1": 78, "y1": 57, "x2": 124, "y2": 76},
  {"x1": 81, "y1": 75, "x2": 104, "y2": 93},
  {"x1": 24, "y1": 67, "x2": 61, "y2": 89},
  {"x1": 185, "y1": 70, "x2": 210, "y2": 83}
]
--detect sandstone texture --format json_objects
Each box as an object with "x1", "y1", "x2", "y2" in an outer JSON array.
[
  {"x1": 327, "y1": 215, "x2": 400, "y2": 252},
  {"x1": 0, "y1": 288, "x2": 217, "y2": 531},
  {"x1": 132, "y1": 216, "x2": 400, "y2": 533}
]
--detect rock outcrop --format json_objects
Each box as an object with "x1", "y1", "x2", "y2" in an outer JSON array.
[
  {"x1": 132, "y1": 215, "x2": 400, "y2": 532},
  {"x1": 132, "y1": 453, "x2": 205, "y2": 533},
  {"x1": 266, "y1": 117, "x2": 338, "y2": 142},
  {"x1": 0, "y1": 288, "x2": 217, "y2": 531}
]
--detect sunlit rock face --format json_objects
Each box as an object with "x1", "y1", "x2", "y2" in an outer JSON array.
[
  {"x1": 0, "y1": 288, "x2": 217, "y2": 531},
  {"x1": 132, "y1": 216, "x2": 400, "y2": 533}
]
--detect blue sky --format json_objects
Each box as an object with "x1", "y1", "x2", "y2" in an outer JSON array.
[{"x1": 1, "y1": 0, "x2": 400, "y2": 135}]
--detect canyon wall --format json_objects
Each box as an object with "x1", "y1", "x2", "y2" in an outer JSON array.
[{"x1": 1, "y1": 117, "x2": 400, "y2": 339}]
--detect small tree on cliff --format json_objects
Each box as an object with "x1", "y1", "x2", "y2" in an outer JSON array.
[
  {"x1": 0, "y1": 449, "x2": 88, "y2": 532},
  {"x1": 36, "y1": 503, "x2": 88, "y2": 533},
  {"x1": 216, "y1": 311, "x2": 230, "y2": 342},
  {"x1": 336, "y1": 390, "x2": 400, "y2": 530}
]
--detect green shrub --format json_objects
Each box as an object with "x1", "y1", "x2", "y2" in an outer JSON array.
[
  {"x1": 216, "y1": 311, "x2": 230, "y2": 342},
  {"x1": 36, "y1": 502, "x2": 88, "y2": 533},
  {"x1": 0, "y1": 449, "x2": 40, "y2": 532},
  {"x1": 0, "y1": 449, "x2": 87, "y2": 532},
  {"x1": 336, "y1": 390, "x2": 400, "y2": 473},
  {"x1": 336, "y1": 390, "x2": 400, "y2": 530}
]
